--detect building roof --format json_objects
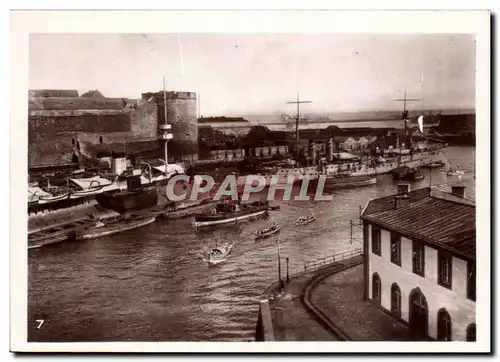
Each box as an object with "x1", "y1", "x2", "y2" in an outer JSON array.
[
  {"x1": 361, "y1": 186, "x2": 476, "y2": 260},
  {"x1": 29, "y1": 97, "x2": 127, "y2": 111},
  {"x1": 29, "y1": 89, "x2": 79, "y2": 98}
]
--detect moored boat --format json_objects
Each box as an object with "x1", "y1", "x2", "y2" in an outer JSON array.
[
  {"x1": 69, "y1": 186, "x2": 105, "y2": 199},
  {"x1": 392, "y1": 166, "x2": 424, "y2": 181},
  {"x1": 193, "y1": 200, "x2": 268, "y2": 228},
  {"x1": 311, "y1": 173, "x2": 377, "y2": 190},
  {"x1": 255, "y1": 223, "x2": 280, "y2": 240},
  {"x1": 95, "y1": 175, "x2": 158, "y2": 214},
  {"x1": 72, "y1": 215, "x2": 156, "y2": 240},
  {"x1": 38, "y1": 188, "x2": 70, "y2": 204},
  {"x1": 295, "y1": 215, "x2": 316, "y2": 226}
]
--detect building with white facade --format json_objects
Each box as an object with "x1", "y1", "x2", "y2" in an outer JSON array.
[{"x1": 360, "y1": 183, "x2": 476, "y2": 341}]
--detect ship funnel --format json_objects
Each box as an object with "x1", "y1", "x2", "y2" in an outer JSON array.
[
  {"x1": 309, "y1": 140, "x2": 316, "y2": 166},
  {"x1": 328, "y1": 138, "x2": 334, "y2": 162},
  {"x1": 111, "y1": 152, "x2": 127, "y2": 176}
]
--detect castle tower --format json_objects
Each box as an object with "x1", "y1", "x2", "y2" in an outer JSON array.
[{"x1": 144, "y1": 91, "x2": 199, "y2": 164}]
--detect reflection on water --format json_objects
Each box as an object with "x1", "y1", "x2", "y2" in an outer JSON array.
[{"x1": 28, "y1": 147, "x2": 475, "y2": 342}]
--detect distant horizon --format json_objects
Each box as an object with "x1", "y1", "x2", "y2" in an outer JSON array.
[{"x1": 200, "y1": 107, "x2": 476, "y2": 122}]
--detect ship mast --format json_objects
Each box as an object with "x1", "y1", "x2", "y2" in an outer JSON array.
[
  {"x1": 159, "y1": 75, "x2": 173, "y2": 170},
  {"x1": 393, "y1": 88, "x2": 420, "y2": 149},
  {"x1": 286, "y1": 93, "x2": 312, "y2": 165}
]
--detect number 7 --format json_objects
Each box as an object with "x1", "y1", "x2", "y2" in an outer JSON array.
[{"x1": 36, "y1": 319, "x2": 44, "y2": 329}]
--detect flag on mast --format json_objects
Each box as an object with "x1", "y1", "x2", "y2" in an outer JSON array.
[{"x1": 417, "y1": 115, "x2": 424, "y2": 134}]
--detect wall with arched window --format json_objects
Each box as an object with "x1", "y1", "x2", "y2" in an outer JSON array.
[
  {"x1": 366, "y1": 221, "x2": 476, "y2": 340},
  {"x1": 466, "y1": 323, "x2": 476, "y2": 342},
  {"x1": 391, "y1": 283, "x2": 402, "y2": 318},
  {"x1": 437, "y1": 308, "x2": 452, "y2": 341},
  {"x1": 372, "y1": 273, "x2": 381, "y2": 303}
]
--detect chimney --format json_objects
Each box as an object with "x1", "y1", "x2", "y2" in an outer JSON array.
[
  {"x1": 394, "y1": 194, "x2": 410, "y2": 209},
  {"x1": 397, "y1": 183, "x2": 410, "y2": 195},
  {"x1": 451, "y1": 185, "x2": 465, "y2": 198}
]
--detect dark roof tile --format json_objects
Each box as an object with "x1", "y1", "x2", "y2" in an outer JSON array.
[{"x1": 363, "y1": 194, "x2": 475, "y2": 259}]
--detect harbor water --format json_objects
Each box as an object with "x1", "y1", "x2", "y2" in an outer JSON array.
[{"x1": 28, "y1": 146, "x2": 475, "y2": 342}]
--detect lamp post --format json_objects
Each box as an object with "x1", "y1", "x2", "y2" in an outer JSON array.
[
  {"x1": 286, "y1": 257, "x2": 290, "y2": 284},
  {"x1": 277, "y1": 236, "x2": 283, "y2": 292}
]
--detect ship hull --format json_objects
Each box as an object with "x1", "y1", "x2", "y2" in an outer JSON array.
[
  {"x1": 95, "y1": 188, "x2": 158, "y2": 214},
  {"x1": 322, "y1": 175, "x2": 377, "y2": 189},
  {"x1": 194, "y1": 206, "x2": 268, "y2": 227},
  {"x1": 271, "y1": 148, "x2": 446, "y2": 181},
  {"x1": 77, "y1": 216, "x2": 156, "y2": 240}
]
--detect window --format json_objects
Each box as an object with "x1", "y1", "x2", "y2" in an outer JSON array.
[
  {"x1": 391, "y1": 283, "x2": 401, "y2": 318},
  {"x1": 99, "y1": 136, "x2": 103, "y2": 144},
  {"x1": 437, "y1": 308, "x2": 452, "y2": 341},
  {"x1": 466, "y1": 323, "x2": 476, "y2": 342},
  {"x1": 71, "y1": 138, "x2": 76, "y2": 145},
  {"x1": 438, "y1": 251, "x2": 453, "y2": 289},
  {"x1": 467, "y1": 261, "x2": 476, "y2": 301},
  {"x1": 412, "y1": 240, "x2": 425, "y2": 277},
  {"x1": 371, "y1": 225, "x2": 381, "y2": 256},
  {"x1": 372, "y1": 273, "x2": 381, "y2": 303},
  {"x1": 390, "y1": 233, "x2": 401, "y2": 266}
]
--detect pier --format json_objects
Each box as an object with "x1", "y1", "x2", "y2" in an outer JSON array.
[{"x1": 255, "y1": 249, "x2": 412, "y2": 341}]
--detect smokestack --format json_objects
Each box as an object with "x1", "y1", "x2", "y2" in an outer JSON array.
[
  {"x1": 451, "y1": 185, "x2": 465, "y2": 198},
  {"x1": 309, "y1": 140, "x2": 316, "y2": 166},
  {"x1": 111, "y1": 152, "x2": 127, "y2": 176},
  {"x1": 328, "y1": 138, "x2": 334, "y2": 162}
]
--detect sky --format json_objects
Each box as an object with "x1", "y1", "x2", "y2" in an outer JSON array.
[{"x1": 29, "y1": 34, "x2": 475, "y2": 116}]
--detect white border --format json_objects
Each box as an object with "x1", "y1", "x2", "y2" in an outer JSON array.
[{"x1": 10, "y1": 9, "x2": 490, "y2": 353}]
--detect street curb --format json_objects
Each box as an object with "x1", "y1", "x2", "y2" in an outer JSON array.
[{"x1": 300, "y1": 257, "x2": 364, "y2": 341}]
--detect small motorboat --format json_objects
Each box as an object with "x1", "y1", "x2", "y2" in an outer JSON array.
[
  {"x1": 255, "y1": 223, "x2": 280, "y2": 240},
  {"x1": 193, "y1": 201, "x2": 268, "y2": 228},
  {"x1": 204, "y1": 242, "x2": 233, "y2": 266},
  {"x1": 295, "y1": 215, "x2": 316, "y2": 226},
  {"x1": 446, "y1": 168, "x2": 465, "y2": 177},
  {"x1": 423, "y1": 160, "x2": 446, "y2": 168}
]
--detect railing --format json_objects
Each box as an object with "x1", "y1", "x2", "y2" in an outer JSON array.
[{"x1": 303, "y1": 248, "x2": 363, "y2": 272}]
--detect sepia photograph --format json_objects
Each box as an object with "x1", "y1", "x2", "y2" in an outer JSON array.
[{"x1": 10, "y1": 10, "x2": 490, "y2": 353}]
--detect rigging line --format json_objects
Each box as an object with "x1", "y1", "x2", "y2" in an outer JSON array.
[{"x1": 175, "y1": 35, "x2": 185, "y2": 76}]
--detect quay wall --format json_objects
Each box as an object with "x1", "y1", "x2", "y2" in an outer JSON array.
[
  {"x1": 254, "y1": 300, "x2": 275, "y2": 341},
  {"x1": 28, "y1": 199, "x2": 120, "y2": 234}
]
